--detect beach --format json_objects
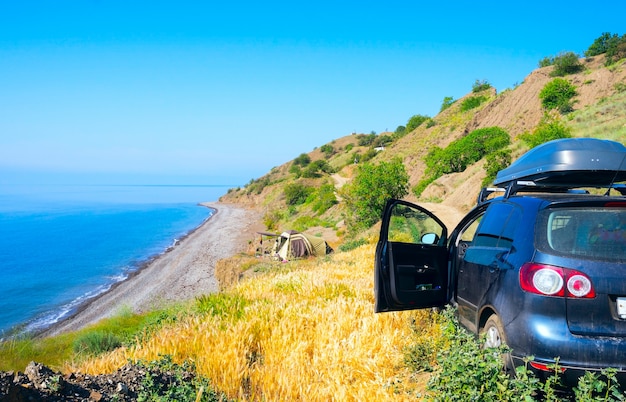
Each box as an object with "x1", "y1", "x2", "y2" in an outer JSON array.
[{"x1": 42, "y1": 202, "x2": 263, "y2": 337}]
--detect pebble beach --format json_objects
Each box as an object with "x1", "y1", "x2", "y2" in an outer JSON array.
[{"x1": 42, "y1": 202, "x2": 263, "y2": 337}]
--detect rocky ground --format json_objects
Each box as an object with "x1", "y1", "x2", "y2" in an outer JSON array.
[{"x1": 1, "y1": 361, "x2": 172, "y2": 401}]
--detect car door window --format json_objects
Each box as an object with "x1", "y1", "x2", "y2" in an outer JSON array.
[{"x1": 388, "y1": 204, "x2": 445, "y2": 245}]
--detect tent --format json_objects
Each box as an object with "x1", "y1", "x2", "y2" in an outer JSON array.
[{"x1": 275, "y1": 230, "x2": 333, "y2": 261}]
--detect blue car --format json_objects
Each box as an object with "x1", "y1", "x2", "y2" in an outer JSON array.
[{"x1": 374, "y1": 138, "x2": 626, "y2": 386}]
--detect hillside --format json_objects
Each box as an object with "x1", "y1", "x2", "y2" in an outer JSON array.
[{"x1": 221, "y1": 53, "x2": 626, "y2": 238}]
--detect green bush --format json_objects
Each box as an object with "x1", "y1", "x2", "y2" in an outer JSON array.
[
  {"x1": 585, "y1": 32, "x2": 626, "y2": 65},
  {"x1": 394, "y1": 125, "x2": 406, "y2": 137},
  {"x1": 460, "y1": 95, "x2": 488, "y2": 112},
  {"x1": 406, "y1": 114, "x2": 430, "y2": 132},
  {"x1": 539, "y1": 78, "x2": 577, "y2": 113},
  {"x1": 293, "y1": 153, "x2": 311, "y2": 167},
  {"x1": 311, "y1": 184, "x2": 338, "y2": 214},
  {"x1": 302, "y1": 159, "x2": 334, "y2": 178},
  {"x1": 440, "y1": 96, "x2": 455, "y2": 112},
  {"x1": 320, "y1": 144, "x2": 335, "y2": 158},
  {"x1": 137, "y1": 355, "x2": 228, "y2": 402},
  {"x1": 338, "y1": 238, "x2": 367, "y2": 252},
  {"x1": 356, "y1": 133, "x2": 377, "y2": 146},
  {"x1": 550, "y1": 51, "x2": 583, "y2": 76},
  {"x1": 73, "y1": 331, "x2": 122, "y2": 356},
  {"x1": 420, "y1": 308, "x2": 626, "y2": 401},
  {"x1": 482, "y1": 149, "x2": 512, "y2": 186},
  {"x1": 424, "y1": 127, "x2": 510, "y2": 178},
  {"x1": 342, "y1": 158, "x2": 409, "y2": 231},
  {"x1": 519, "y1": 116, "x2": 572, "y2": 149},
  {"x1": 472, "y1": 79, "x2": 491, "y2": 92},
  {"x1": 284, "y1": 183, "x2": 314, "y2": 206}
]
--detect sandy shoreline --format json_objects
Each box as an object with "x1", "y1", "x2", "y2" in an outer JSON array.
[{"x1": 41, "y1": 202, "x2": 263, "y2": 337}]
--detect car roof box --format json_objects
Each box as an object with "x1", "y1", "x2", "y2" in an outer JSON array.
[{"x1": 494, "y1": 138, "x2": 626, "y2": 187}]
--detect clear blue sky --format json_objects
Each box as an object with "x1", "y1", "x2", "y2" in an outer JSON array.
[{"x1": 1, "y1": 2, "x2": 625, "y2": 186}]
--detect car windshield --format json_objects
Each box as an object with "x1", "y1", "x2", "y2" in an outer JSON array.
[{"x1": 540, "y1": 207, "x2": 626, "y2": 261}]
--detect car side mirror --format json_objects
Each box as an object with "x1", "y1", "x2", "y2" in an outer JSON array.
[{"x1": 421, "y1": 233, "x2": 439, "y2": 245}]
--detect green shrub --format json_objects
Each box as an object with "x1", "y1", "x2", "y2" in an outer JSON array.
[
  {"x1": 585, "y1": 32, "x2": 626, "y2": 65},
  {"x1": 284, "y1": 183, "x2": 314, "y2": 206},
  {"x1": 302, "y1": 159, "x2": 334, "y2": 178},
  {"x1": 293, "y1": 153, "x2": 311, "y2": 167},
  {"x1": 472, "y1": 79, "x2": 491, "y2": 92},
  {"x1": 73, "y1": 331, "x2": 122, "y2": 356},
  {"x1": 356, "y1": 133, "x2": 377, "y2": 146},
  {"x1": 440, "y1": 96, "x2": 455, "y2": 112},
  {"x1": 539, "y1": 78, "x2": 577, "y2": 113},
  {"x1": 406, "y1": 114, "x2": 430, "y2": 132},
  {"x1": 311, "y1": 184, "x2": 338, "y2": 214},
  {"x1": 320, "y1": 144, "x2": 335, "y2": 158},
  {"x1": 424, "y1": 127, "x2": 510, "y2": 178},
  {"x1": 550, "y1": 51, "x2": 583, "y2": 76},
  {"x1": 482, "y1": 149, "x2": 512, "y2": 186},
  {"x1": 519, "y1": 116, "x2": 572, "y2": 148},
  {"x1": 394, "y1": 125, "x2": 406, "y2": 137},
  {"x1": 338, "y1": 238, "x2": 367, "y2": 252},
  {"x1": 138, "y1": 355, "x2": 228, "y2": 402},
  {"x1": 460, "y1": 95, "x2": 488, "y2": 112},
  {"x1": 342, "y1": 158, "x2": 409, "y2": 231}
]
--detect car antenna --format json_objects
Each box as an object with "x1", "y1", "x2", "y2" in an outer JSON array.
[{"x1": 604, "y1": 151, "x2": 626, "y2": 196}]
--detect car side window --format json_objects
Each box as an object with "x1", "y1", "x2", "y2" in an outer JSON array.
[
  {"x1": 388, "y1": 203, "x2": 445, "y2": 245},
  {"x1": 472, "y1": 203, "x2": 517, "y2": 248}
]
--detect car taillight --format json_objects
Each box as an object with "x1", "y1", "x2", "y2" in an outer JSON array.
[{"x1": 520, "y1": 263, "x2": 595, "y2": 298}]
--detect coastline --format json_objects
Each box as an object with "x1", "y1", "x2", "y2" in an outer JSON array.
[{"x1": 40, "y1": 201, "x2": 263, "y2": 337}]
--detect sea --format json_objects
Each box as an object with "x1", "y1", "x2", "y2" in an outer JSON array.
[{"x1": 0, "y1": 183, "x2": 234, "y2": 338}]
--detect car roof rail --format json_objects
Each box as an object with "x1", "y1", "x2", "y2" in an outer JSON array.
[
  {"x1": 477, "y1": 187, "x2": 506, "y2": 204},
  {"x1": 478, "y1": 180, "x2": 626, "y2": 205}
]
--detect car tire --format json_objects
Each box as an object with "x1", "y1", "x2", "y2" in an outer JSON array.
[
  {"x1": 482, "y1": 314, "x2": 506, "y2": 348},
  {"x1": 481, "y1": 314, "x2": 515, "y2": 372}
]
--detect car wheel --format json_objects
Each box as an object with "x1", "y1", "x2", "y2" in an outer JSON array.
[
  {"x1": 482, "y1": 314, "x2": 506, "y2": 348},
  {"x1": 481, "y1": 314, "x2": 514, "y2": 372}
]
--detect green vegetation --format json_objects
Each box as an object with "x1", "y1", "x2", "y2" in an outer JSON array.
[
  {"x1": 137, "y1": 355, "x2": 229, "y2": 402},
  {"x1": 0, "y1": 306, "x2": 186, "y2": 370},
  {"x1": 73, "y1": 331, "x2": 122, "y2": 356},
  {"x1": 320, "y1": 144, "x2": 335, "y2": 158},
  {"x1": 585, "y1": 32, "x2": 626, "y2": 65},
  {"x1": 284, "y1": 182, "x2": 314, "y2": 206},
  {"x1": 414, "y1": 127, "x2": 510, "y2": 196},
  {"x1": 472, "y1": 79, "x2": 492, "y2": 92},
  {"x1": 419, "y1": 308, "x2": 626, "y2": 401},
  {"x1": 406, "y1": 114, "x2": 431, "y2": 132},
  {"x1": 519, "y1": 116, "x2": 572, "y2": 148},
  {"x1": 342, "y1": 158, "x2": 409, "y2": 232},
  {"x1": 310, "y1": 183, "x2": 337, "y2": 214},
  {"x1": 460, "y1": 95, "x2": 488, "y2": 112},
  {"x1": 482, "y1": 149, "x2": 512, "y2": 186},
  {"x1": 440, "y1": 96, "x2": 455, "y2": 112},
  {"x1": 293, "y1": 153, "x2": 311, "y2": 167},
  {"x1": 539, "y1": 78, "x2": 577, "y2": 113}
]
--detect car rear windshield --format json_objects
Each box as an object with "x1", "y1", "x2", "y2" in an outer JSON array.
[{"x1": 539, "y1": 207, "x2": 626, "y2": 261}]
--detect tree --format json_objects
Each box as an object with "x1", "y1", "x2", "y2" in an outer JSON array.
[
  {"x1": 550, "y1": 52, "x2": 583, "y2": 77},
  {"x1": 406, "y1": 114, "x2": 430, "y2": 132},
  {"x1": 284, "y1": 183, "x2": 314, "y2": 206},
  {"x1": 293, "y1": 153, "x2": 311, "y2": 167},
  {"x1": 440, "y1": 96, "x2": 455, "y2": 112},
  {"x1": 585, "y1": 32, "x2": 620, "y2": 57},
  {"x1": 343, "y1": 158, "x2": 409, "y2": 231}
]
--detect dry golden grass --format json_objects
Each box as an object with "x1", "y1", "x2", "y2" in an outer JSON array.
[{"x1": 68, "y1": 244, "x2": 432, "y2": 401}]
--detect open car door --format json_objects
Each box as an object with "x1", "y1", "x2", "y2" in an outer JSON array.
[{"x1": 375, "y1": 199, "x2": 450, "y2": 313}]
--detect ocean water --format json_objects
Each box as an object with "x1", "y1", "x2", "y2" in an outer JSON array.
[{"x1": 0, "y1": 184, "x2": 233, "y2": 337}]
